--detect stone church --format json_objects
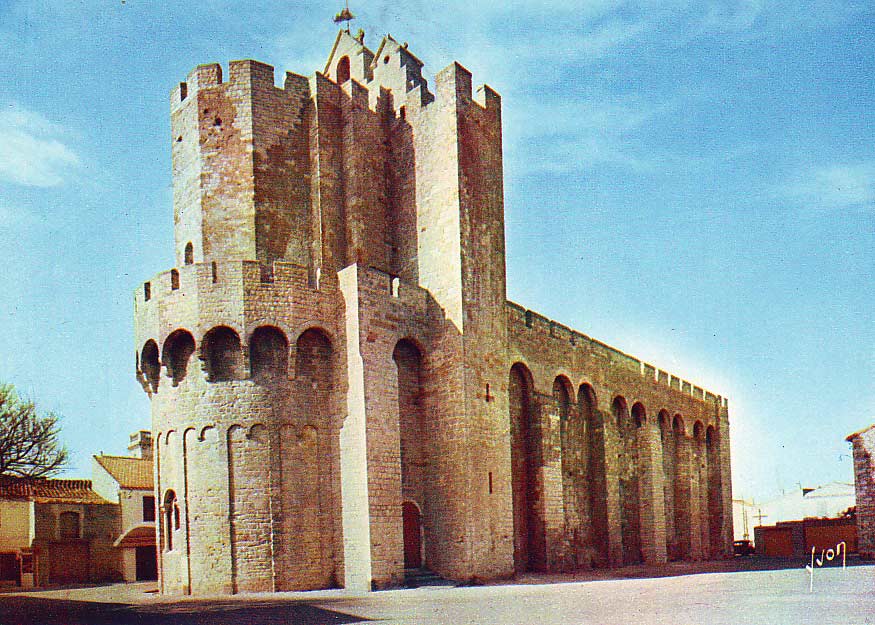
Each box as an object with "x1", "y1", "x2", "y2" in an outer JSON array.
[{"x1": 134, "y1": 27, "x2": 733, "y2": 595}]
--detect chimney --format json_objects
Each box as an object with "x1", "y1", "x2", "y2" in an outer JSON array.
[{"x1": 128, "y1": 430, "x2": 153, "y2": 461}]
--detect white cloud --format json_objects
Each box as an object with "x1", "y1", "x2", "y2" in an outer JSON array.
[
  {"x1": 781, "y1": 162, "x2": 875, "y2": 210},
  {"x1": 0, "y1": 103, "x2": 81, "y2": 187}
]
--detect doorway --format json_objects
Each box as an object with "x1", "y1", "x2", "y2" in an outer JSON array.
[
  {"x1": 402, "y1": 501, "x2": 422, "y2": 569},
  {"x1": 135, "y1": 546, "x2": 158, "y2": 581}
]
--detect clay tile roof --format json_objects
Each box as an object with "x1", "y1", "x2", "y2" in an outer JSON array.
[
  {"x1": 94, "y1": 455, "x2": 153, "y2": 490},
  {"x1": 0, "y1": 475, "x2": 112, "y2": 505}
]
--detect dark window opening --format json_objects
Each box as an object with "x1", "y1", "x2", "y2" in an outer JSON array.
[
  {"x1": 250, "y1": 326, "x2": 289, "y2": 381},
  {"x1": 170, "y1": 269, "x2": 179, "y2": 291},
  {"x1": 163, "y1": 490, "x2": 177, "y2": 551},
  {"x1": 202, "y1": 326, "x2": 243, "y2": 382},
  {"x1": 336, "y1": 56, "x2": 351, "y2": 83},
  {"x1": 141, "y1": 340, "x2": 160, "y2": 393},
  {"x1": 143, "y1": 495, "x2": 156, "y2": 522},
  {"x1": 184, "y1": 242, "x2": 193, "y2": 265},
  {"x1": 162, "y1": 329, "x2": 195, "y2": 386}
]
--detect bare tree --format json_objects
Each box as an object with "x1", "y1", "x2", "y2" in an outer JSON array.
[{"x1": 0, "y1": 384, "x2": 69, "y2": 478}]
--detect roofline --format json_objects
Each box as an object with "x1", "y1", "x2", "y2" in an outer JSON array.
[
  {"x1": 372, "y1": 34, "x2": 425, "y2": 70},
  {"x1": 846, "y1": 422, "x2": 875, "y2": 441}
]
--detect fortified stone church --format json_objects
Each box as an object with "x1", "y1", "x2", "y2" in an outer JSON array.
[{"x1": 134, "y1": 25, "x2": 733, "y2": 595}]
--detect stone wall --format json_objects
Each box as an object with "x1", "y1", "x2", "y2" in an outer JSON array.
[{"x1": 848, "y1": 425, "x2": 875, "y2": 559}]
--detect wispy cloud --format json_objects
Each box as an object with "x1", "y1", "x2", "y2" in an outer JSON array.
[
  {"x1": 507, "y1": 97, "x2": 664, "y2": 173},
  {"x1": 0, "y1": 103, "x2": 81, "y2": 187},
  {"x1": 780, "y1": 162, "x2": 875, "y2": 209}
]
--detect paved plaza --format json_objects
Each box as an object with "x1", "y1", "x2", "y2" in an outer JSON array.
[{"x1": 2, "y1": 564, "x2": 873, "y2": 624}]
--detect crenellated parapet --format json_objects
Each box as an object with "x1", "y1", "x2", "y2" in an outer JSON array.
[{"x1": 506, "y1": 300, "x2": 728, "y2": 412}]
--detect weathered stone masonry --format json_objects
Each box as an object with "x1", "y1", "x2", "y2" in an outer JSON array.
[{"x1": 134, "y1": 29, "x2": 733, "y2": 595}]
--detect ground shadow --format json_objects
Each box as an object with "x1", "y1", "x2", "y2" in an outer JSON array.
[{"x1": 0, "y1": 596, "x2": 369, "y2": 625}]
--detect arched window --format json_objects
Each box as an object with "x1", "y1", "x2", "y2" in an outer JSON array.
[
  {"x1": 163, "y1": 489, "x2": 178, "y2": 551},
  {"x1": 58, "y1": 511, "x2": 80, "y2": 539},
  {"x1": 202, "y1": 326, "x2": 243, "y2": 382},
  {"x1": 336, "y1": 55, "x2": 351, "y2": 83},
  {"x1": 170, "y1": 269, "x2": 179, "y2": 291},
  {"x1": 184, "y1": 242, "x2": 194, "y2": 265},
  {"x1": 250, "y1": 326, "x2": 289, "y2": 380},
  {"x1": 162, "y1": 329, "x2": 195, "y2": 386}
]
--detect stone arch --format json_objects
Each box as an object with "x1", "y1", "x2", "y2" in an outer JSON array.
[
  {"x1": 706, "y1": 425, "x2": 723, "y2": 558},
  {"x1": 580, "y1": 383, "x2": 608, "y2": 566},
  {"x1": 336, "y1": 55, "x2": 350, "y2": 83},
  {"x1": 672, "y1": 413, "x2": 691, "y2": 559},
  {"x1": 274, "y1": 328, "x2": 336, "y2": 589},
  {"x1": 249, "y1": 325, "x2": 289, "y2": 381},
  {"x1": 658, "y1": 410, "x2": 677, "y2": 559},
  {"x1": 693, "y1": 420, "x2": 707, "y2": 558},
  {"x1": 201, "y1": 326, "x2": 243, "y2": 382},
  {"x1": 295, "y1": 328, "x2": 333, "y2": 388},
  {"x1": 162, "y1": 329, "x2": 195, "y2": 386},
  {"x1": 552, "y1": 376, "x2": 573, "y2": 420},
  {"x1": 393, "y1": 338, "x2": 435, "y2": 571},
  {"x1": 614, "y1": 395, "x2": 642, "y2": 565},
  {"x1": 509, "y1": 362, "x2": 545, "y2": 572},
  {"x1": 631, "y1": 402, "x2": 646, "y2": 428},
  {"x1": 141, "y1": 340, "x2": 160, "y2": 393},
  {"x1": 198, "y1": 425, "x2": 216, "y2": 442},
  {"x1": 555, "y1": 375, "x2": 578, "y2": 567}
]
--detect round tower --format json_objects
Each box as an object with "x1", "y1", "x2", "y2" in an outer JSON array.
[{"x1": 134, "y1": 58, "x2": 345, "y2": 595}]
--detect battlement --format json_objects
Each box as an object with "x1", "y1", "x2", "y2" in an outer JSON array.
[
  {"x1": 432, "y1": 62, "x2": 501, "y2": 114},
  {"x1": 171, "y1": 60, "x2": 311, "y2": 108},
  {"x1": 506, "y1": 301, "x2": 728, "y2": 408},
  {"x1": 360, "y1": 266, "x2": 445, "y2": 317},
  {"x1": 135, "y1": 260, "x2": 334, "y2": 310}
]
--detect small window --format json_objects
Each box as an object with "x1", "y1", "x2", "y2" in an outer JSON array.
[
  {"x1": 143, "y1": 495, "x2": 156, "y2": 522},
  {"x1": 144, "y1": 282, "x2": 151, "y2": 301},
  {"x1": 336, "y1": 56, "x2": 351, "y2": 83},
  {"x1": 163, "y1": 490, "x2": 178, "y2": 551},
  {"x1": 170, "y1": 269, "x2": 179, "y2": 290},
  {"x1": 184, "y1": 242, "x2": 194, "y2": 265}
]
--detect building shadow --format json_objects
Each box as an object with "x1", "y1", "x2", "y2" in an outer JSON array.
[{"x1": 0, "y1": 596, "x2": 369, "y2": 625}]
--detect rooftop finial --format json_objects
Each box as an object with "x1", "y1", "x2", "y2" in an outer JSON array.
[{"x1": 333, "y1": 1, "x2": 355, "y2": 34}]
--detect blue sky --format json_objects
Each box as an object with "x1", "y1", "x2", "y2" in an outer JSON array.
[{"x1": 0, "y1": 0, "x2": 872, "y2": 505}]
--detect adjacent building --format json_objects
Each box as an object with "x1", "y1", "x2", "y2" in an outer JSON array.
[
  {"x1": 847, "y1": 424, "x2": 875, "y2": 559},
  {"x1": 0, "y1": 475, "x2": 119, "y2": 587},
  {"x1": 134, "y1": 28, "x2": 733, "y2": 595},
  {"x1": 91, "y1": 431, "x2": 158, "y2": 582}
]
